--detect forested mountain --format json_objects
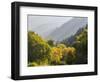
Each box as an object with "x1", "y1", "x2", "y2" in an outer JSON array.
[
  {"x1": 47, "y1": 17, "x2": 87, "y2": 42},
  {"x1": 61, "y1": 27, "x2": 85, "y2": 45},
  {"x1": 28, "y1": 16, "x2": 88, "y2": 66},
  {"x1": 61, "y1": 26, "x2": 88, "y2": 64},
  {"x1": 28, "y1": 25, "x2": 88, "y2": 66}
]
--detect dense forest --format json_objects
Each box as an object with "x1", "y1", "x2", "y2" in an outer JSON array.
[{"x1": 28, "y1": 26, "x2": 88, "y2": 66}]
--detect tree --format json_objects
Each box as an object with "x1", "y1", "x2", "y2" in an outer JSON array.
[
  {"x1": 47, "y1": 40, "x2": 54, "y2": 46},
  {"x1": 28, "y1": 31, "x2": 52, "y2": 66},
  {"x1": 57, "y1": 44, "x2": 66, "y2": 49},
  {"x1": 50, "y1": 47, "x2": 63, "y2": 65},
  {"x1": 62, "y1": 47, "x2": 76, "y2": 64},
  {"x1": 73, "y1": 27, "x2": 88, "y2": 64}
]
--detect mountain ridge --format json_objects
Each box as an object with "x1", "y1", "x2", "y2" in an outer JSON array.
[{"x1": 47, "y1": 17, "x2": 87, "y2": 42}]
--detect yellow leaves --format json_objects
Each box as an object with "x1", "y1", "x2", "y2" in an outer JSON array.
[
  {"x1": 28, "y1": 59, "x2": 49, "y2": 66},
  {"x1": 50, "y1": 47, "x2": 63, "y2": 63},
  {"x1": 28, "y1": 31, "x2": 52, "y2": 63},
  {"x1": 52, "y1": 47, "x2": 62, "y2": 57},
  {"x1": 57, "y1": 44, "x2": 66, "y2": 49},
  {"x1": 28, "y1": 31, "x2": 46, "y2": 44},
  {"x1": 62, "y1": 47, "x2": 76, "y2": 64},
  {"x1": 38, "y1": 59, "x2": 49, "y2": 66},
  {"x1": 76, "y1": 36, "x2": 80, "y2": 41},
  {"x1": 50, "y1": 46, "x2": 76, "y2": 64},
  {"x1": 28, "y1": 31, "x2": 77, "y2": 66},
  {"x1": 63, "y1": 47, "x2": 76, "y2": 58},
  {"x1": 28, "y1": 62, "x2": 38, "y2": 66}
]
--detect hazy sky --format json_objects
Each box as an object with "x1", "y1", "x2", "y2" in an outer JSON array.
[
  {"x1": 27, "y1": 15, "x2": 87, "y2": 41},
  {"x1": 28, "y1": 15, "x2": 73, "y2": 31}
]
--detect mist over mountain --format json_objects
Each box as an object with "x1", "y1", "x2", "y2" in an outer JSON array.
[
  {"x1": 62, "y1": 27, "x2": 85, "y2": 45},
  {"x1": 28, "y1": 16, "x2": 88, "y2": 65},
  {"x1": 31, "y1": 23, "x2": 60, "y2": 39},
  {"x1": 47, "y1": 17, "x2": 87, "y2": 42},
  {"x1": 28, "y1": 15, "x2": 73, "y2": 39}
]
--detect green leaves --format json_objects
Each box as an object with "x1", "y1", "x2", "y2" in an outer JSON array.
[
  {"x1": 28, "y1": 26, "x2": 88, "y2": 66},
  {"x1": 28, "y1": 31, "x2": 51, "y2": 65},
  {"x1": 73, "y1": 27, "x2": 88, "y2": 64}
]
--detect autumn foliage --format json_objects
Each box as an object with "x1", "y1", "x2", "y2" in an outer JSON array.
[{"x1": 28, "y1": 27, "x2": 87, "y2": 66}]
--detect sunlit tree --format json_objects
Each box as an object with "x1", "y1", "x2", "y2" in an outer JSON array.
[
  {"x1": 62, "y1": 47, "x2": 76, "y2": 64},
  {"x1": 50, "y1": 47, "x2": 63, "y2": 65},
  {"x1": 57, "y1": 44, "x2": 66, "y2": 49},
  {"x1": 28, "y1": 31, "x2": 52, "y2": 66}
]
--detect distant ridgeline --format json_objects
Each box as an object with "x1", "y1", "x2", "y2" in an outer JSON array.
[
  {"x1": 28, "y1": 17, "x2": 88, "y2": 66},
  {"x1": 61, "y1": 25, "x2": 88, "y2": 46},
  {"x1": 47, "y1": 17, "x2": 87, "y2": 42},
  {"x1": 61, "y1": 25, "x2": 88, "y2": 64}
]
